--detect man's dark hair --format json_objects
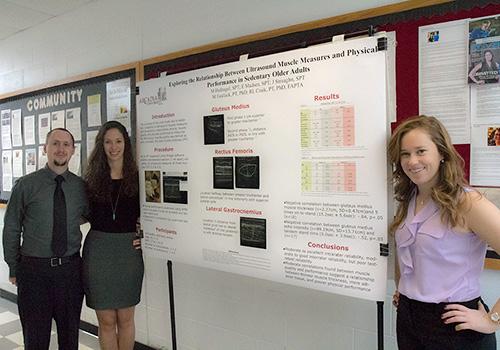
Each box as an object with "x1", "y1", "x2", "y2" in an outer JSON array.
[{"x1": 45, "y1": 128, "x2": 75, "y2": 146}]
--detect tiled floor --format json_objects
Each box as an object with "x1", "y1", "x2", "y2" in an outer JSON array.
[{"x1": 0, "y1": 297, "x2": 100, "y2": 349}]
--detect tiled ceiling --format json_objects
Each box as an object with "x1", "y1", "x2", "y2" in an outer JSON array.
[{"x1": 0, "y1": 0, "x2": 94, "y2": 40}]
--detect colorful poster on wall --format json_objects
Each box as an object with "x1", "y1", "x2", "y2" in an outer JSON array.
[
  {"x1": 137, "y1": 36, "x2": 390, "y2": 301},
  {"x1": 468, "y1": 15, "x2": 500, "y2": 85}
]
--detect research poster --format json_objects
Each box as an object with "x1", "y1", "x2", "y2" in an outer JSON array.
[{"x1": 137, "y1": 36, "x2": 390, "y2": 301}]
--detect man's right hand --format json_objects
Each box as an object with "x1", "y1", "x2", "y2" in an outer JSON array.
[{"x1": 9, "y1": 277, "x2": 16, "y2": 286}]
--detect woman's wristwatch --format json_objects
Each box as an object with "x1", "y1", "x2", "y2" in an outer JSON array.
[{"x1": 490, "y1": 311, "x2": 500, "y2": 326}]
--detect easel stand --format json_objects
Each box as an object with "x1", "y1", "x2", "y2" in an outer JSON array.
[
  {"x1": 167, "y1": 260, "x2": 177, "y2": 350},
  {"x1": 377, "y1": 300, "x2": 384, "y2": 350},
  {"x1": 167, "y1": 262, "x2": 387, "y2": 350}
]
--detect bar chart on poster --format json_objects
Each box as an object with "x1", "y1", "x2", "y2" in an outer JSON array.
[{"x1": 137, "y1": 35, "x2": 391, "y2": 301}]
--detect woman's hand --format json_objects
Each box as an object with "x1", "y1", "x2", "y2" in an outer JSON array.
[
  {"x1": 392, "y1": 290, "x2": 400, "y2": 308},
  {"x1": 133, "y1": 219, "x2": 143, "y2": 250},
  {"x1": 133, "y1": 239, "x2": 141, "y2": 250},
  {"x1": 442, "y1": 302, "x2": 498, "y2": 334}
]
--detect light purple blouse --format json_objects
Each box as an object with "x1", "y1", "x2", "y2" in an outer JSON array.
[{"x1": 396, "y1": 192, "x2": 487, "y2": 303}]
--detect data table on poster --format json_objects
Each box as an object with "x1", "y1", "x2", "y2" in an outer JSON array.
[
  {"x1": 301, "y1": 161, "x2": 356, "y2": 193},
  {"x1": 301, "y1": 105, "x2": 355, "y2": 148}
]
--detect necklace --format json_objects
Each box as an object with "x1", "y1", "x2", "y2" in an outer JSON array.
[
  {"x1": 417, "y1": 194, "x2": 430, "y2": 206},
  {"x1": 111, "y1": 180, "x2": 123, "y2": 221}
]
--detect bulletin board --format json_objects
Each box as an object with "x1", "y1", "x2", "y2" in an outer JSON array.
[
  {"x1": 0, "y1": 65, "x2": 138, "y2": 203},
  {"x1": 141, "y1": 0, "x2": 500, "y2": 270}
]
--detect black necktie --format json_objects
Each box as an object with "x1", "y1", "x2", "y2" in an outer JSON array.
[{"x1": 52, "y1": 175, "x2": 67, "y2": 256}]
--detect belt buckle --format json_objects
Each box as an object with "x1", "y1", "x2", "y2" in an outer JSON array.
[{"x1": 50, "y1": 257, "x2": 62, "y2": 267}]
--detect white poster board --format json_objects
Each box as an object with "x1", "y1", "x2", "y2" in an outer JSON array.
[{"x1": 137, "y1": 36, "x2": 390, "y2": 301}]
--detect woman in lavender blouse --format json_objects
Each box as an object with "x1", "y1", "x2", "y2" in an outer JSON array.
[{"x1": 388, "y1": 115, "x2": 500, "y2": 349}]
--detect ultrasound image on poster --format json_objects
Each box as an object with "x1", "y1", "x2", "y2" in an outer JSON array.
[
  {"x1": 213, "y1": 157, "x2": 234, "y2": 189},
  {"x1": 163, "y1": 172, "x2": 188, "y2": 204},
  {"x1": 235, "y1": 156, "x2": 260, "y2": 189},
  {"x1": 204, "y1": 114, "x2": 225, "y2": 145},
  {"x1": 240, "y1": 217, "x2": 266, "y2": 249}
]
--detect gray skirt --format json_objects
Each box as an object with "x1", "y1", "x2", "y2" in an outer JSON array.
[{"x1": 82, "y1": 230, "x2": 144, "y2": 310}]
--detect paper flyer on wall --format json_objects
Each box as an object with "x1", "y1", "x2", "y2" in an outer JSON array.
[
  {"x1": 1, "y1": 109, "x2": 12, "y2": 150},
  {"x1": 25, "y1": 148, "x2": 36, "y2": 175},
  {"x1": 37, "y1": 145, "x2": 47, "y2": 170},
  {"x1": 68, "y1": 143, "x2": 81, "y2": 175},
  {"x1": 51, "y1": 110, "x2": 65, "y2": 129},
  {"x1": 470, "y1": 83, "x2": 500, "y2": 186},
  {"x1": 23, "y1": 115, "x2": 35, "y2": 145},
  {"x1": 2, "y1": 150, "x2": 12, "y2": 191},
  {"x1": 11, "y1": 109, "x2": 23, "y2": 147},
  {"x1": 419, "y1": 20, "x2": 470, "y2": 144},
  {"x1": 12, "y1": 149, "x2": 23, "y2": 178},
  {"x1": 87, "y1": 94, "x2": 102, "y2": 127},
  {"x1": 38, "y1": 113, "x2": 50, "y2": 143},
  {"x1": 65, "y1": 107, "x2": 82, "y2": 141},
  {"x1": 106, "y1": 78, "x2": 131, "y2": 134},
  {"x1": 468, "y1": 15, "x2": 500, "y2": 85},
  {"x1": 86, "y1": 130, "x2": 99, "y2": 159},
  {"x1": 470, "y1": 125, "x2": 500, "y2": 186},
  {"x1": 137, "y1": 36, "x2": 389, "y2": 301}
]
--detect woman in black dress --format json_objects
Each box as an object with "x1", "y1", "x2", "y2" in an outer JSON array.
[{"x1": 83, "y1": 121, "x2": 143, "y2": 350}]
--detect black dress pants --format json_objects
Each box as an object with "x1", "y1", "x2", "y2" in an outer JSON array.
[
  {"x1": 17, "y1": 256, "x2": 84, "y2": 350},
  {"x1": 397, "y1": 294, "x2": 497, "y2": 350}
]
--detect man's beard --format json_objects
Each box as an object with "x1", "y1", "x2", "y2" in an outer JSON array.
[{"x1": 53, "y1": 159, "x2": 68, "y2": 167}]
